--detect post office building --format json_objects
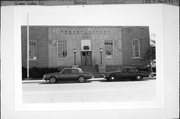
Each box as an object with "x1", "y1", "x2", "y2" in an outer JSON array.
[{"x1": 21, "y1": 26, "x2": 150, "y2": 72}]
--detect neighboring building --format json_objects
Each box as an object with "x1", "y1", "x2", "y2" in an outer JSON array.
[{"x1": 21, "y1": 26, "x2": 150, "y2": 71}]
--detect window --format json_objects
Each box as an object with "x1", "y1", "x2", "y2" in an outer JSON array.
[
  {"x1": 104, "y1": 40, "x2": 113, "y2": 58},
  {"x1": 71, "y1": 69, "x2": 78, "y2": 74},
  {"x1": 122, "y1": 68, "x2": 127, "y2": 72},
  {"x1": 77, "y1": 68, "x2": 83, "y2": 73},
  {"x1": 29, "y1": 40, "x2": 37, "y2": 60},
  {"x1": 128, "y1": 68, "x2": 137, "y2": 72},
  {"x1": 62, "y1": 69, "x2": 77, "y2": 74},
  {"x1": 58, "y1": 40, "x2": 67, "y2": 59},
  {"x1": 62, "y1": 69, "x2": 71, "y2": 74},
  {"x1": 132, "y1": 39, "x2": 140, "y2": 58}
]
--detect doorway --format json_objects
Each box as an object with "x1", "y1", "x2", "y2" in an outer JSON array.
[{"x1": 81, "y1": 51, "x2": 92, "y2": 66}]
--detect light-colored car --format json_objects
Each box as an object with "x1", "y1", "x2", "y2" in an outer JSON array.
[{"x1": 43, "y1": 68, "x2": 93, "y2": 83}]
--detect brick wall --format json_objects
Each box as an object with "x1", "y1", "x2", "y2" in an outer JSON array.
[
  {"x1": 121, "y1": 26, "x2": 150, "y2": 66},
  {"x1": 21, "y1": 26, "x2": 49, "y2": 68},
  {"x1": 48, "y1": 26, "x2": 123, "y2": 67},
  {"x1": 21, "y1": 26, "x2": 150, "y2": 68}
]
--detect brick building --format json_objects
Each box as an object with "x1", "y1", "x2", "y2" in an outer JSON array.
[{"x1": 21, "y1": 26, "x2": 150, "y2": 72}]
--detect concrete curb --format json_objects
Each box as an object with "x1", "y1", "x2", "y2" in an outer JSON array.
[
  {"x1": 22, "y1": 80, "x2": 45, "y2": 83},
  {"x1": 22, "y1": 78, "x2": 106, "y2": 83}
]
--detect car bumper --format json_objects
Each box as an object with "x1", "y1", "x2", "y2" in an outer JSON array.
[
  {"x1": 86, "y1": 75, "x2": 93, "y2": 79},
  {"x1": 42, "y1": 77, "x2": 47, "y2": 81}
]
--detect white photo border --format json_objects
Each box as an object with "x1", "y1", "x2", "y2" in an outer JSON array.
[{"x1": 12, "y1": 5, "x2": 165, "y2": 111}]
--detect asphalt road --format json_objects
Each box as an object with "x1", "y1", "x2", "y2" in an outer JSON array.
[{"x1": 22, "y1": 78, "x2": 156, "y2": 103}]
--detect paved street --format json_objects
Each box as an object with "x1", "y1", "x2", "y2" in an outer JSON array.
[{"x1": 22, "y1": 78, "x2": 156, "y2": 103}]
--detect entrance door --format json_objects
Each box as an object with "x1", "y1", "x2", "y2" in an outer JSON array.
[{"x1": 81, "y1": 51, "x2": 92, "y2": 65}]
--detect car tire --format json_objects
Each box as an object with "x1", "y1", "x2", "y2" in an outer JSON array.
[
  {"x1": 136, "y1": 75, "x2": 142, "y2": 81},
  {"x1": 108, "y1": 75, "x2": 116, "y2": 81},
  {"x1": 49, "y1": 77, "x2": 57, "y2": 84},
  {"x1": 78, "y1": 76, "x2": 86, "y2": 83}
]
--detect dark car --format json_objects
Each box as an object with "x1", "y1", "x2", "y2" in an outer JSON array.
[
  {"x1": 101, "y1": 66, "x2": 150, "y2": 81},
  {"x1": 43, "y1": 67, "x2": 93, "y2": 83}
]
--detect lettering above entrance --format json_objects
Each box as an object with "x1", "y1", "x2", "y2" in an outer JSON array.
[{"x1": 81, "y1": 40, "x2": 91, "y2": 51}]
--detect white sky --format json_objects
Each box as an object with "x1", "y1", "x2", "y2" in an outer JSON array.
[{"x1": 18, "y1": 4, "x2": 163, "y2": 37}]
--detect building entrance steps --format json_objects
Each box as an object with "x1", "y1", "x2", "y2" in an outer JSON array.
[{"x1": 79, "y1": 65, "x2": 101, "y2": 78}]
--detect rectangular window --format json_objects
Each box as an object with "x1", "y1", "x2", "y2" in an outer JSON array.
[
  {"x1": 29, "y1": 40, "x2": 37, "y2": 60},
  {"x1": 132, "y1": 39, "x2": 140, "y2": 58},
  {"x1": 58, "y1": 40, "x2": 67, "y2": 59},
  {"x1": 104, "y1": 40, "x2": 113, "y2": 58}
]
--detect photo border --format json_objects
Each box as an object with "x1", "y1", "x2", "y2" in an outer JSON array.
[{"x1": 12, "y1": 4, "x2": 165, "y2": 111}]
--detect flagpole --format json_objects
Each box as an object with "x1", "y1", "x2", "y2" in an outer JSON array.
[{"x1": 27, "y1": 13, "x2": 29, "y2": 78}]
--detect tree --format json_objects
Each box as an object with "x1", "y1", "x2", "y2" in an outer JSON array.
[{"x1": 143, "y1": 33, "x2": 156, "y2": 62}]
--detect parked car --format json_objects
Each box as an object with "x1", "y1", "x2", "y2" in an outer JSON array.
[
  {"x1": 43, "y1": 67, "x2": 93, "y2": 83},
  {"x1": 101, "y1": 66, "x2": 150, "y2": 81}
]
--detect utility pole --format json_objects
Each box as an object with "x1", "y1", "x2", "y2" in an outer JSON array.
[{"x1": 27, "y1": 13, "x2": 29, "y2": 78}]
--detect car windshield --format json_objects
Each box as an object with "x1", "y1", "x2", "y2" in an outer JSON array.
[{"x1": 60, "y1": 69, "x2": 68, "y2": 74}]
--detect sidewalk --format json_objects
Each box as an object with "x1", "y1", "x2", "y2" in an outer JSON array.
[
  {"x1": 22, "y1": 77, "x2": 106, "y2": 83},
  {"x1": 22, "y1": 77, "x2": 155, "y2": 83},
  {"x1": 22, "y1": 79, "x2": 45, "y2": 83}
]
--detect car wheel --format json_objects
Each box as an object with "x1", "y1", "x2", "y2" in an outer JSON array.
[
  {"x1": 108, "y1": 75, "x2": 116, "y2": 81},
  {"x1": 136, "y1": 75, "x2": 142, "y2": 81},
  {"x1": 78, "y1": 76, "x2": 86, "y2": 83},
  {"x1": 49, "y1": 77, "x2": 57, "y2": 84}
]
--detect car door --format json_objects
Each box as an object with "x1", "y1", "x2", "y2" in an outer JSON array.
[
  {"x1": 59, "y1": 69, "x2": 71, "y2": 80},
  {"x1": 61, "y1": 69, "x2": 79, "y2": 81},
  {"x1": 117, "y1": 68, "x2": 128, "y2": 79},
  {"x1": 68, "y1": 69, "x2": 79, "y2": 80},
  {"x1": 122, "y1": 68, "x2": 130, "y2": 79},
  {"x1": 128, "y1": 68, "x2": 137, "y2": 78}
]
